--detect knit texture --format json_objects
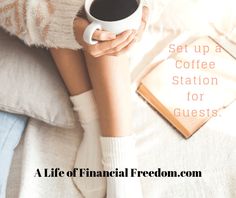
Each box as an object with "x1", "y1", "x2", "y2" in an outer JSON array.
[
  {"x1": 0, "y1": 0, "x2": 84, "y2": 49},
  {"x1": 70, "y1": 90, "x2": 106, "y2": 198},
  {"x1": 70, "y1": 90, "x2": 98, "y2": 124},
  {"x1": 100, "y1": 135, "x2": 143, "y2": 198}
]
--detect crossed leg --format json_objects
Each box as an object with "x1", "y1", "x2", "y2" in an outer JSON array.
[{"x1": 50, "y1": 48, "x2": 142, "y2": 198}]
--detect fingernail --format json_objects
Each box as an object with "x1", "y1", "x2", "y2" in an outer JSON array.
[
  {"x1": 108, "y1": 33, "x2": 116, "y2": 39},
  {"x1": 131, "y1": 33, "x2": 136, "y2": 38},
  {"x1": 126, "y1": 30, "x2": 132, "y2": 34}
]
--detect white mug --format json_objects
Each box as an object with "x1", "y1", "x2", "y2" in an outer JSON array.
[{"x1": 83, "y1": 0, "x2": 143, "y2": 45}]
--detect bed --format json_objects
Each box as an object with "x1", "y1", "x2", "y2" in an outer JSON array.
[{"x1": 0, "y1": 1, "x2": 236, "y2": 197}]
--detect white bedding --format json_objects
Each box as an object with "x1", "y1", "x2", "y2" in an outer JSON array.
[{"x1": 6, "y1": 90, "x2": 236, "y2": 198}]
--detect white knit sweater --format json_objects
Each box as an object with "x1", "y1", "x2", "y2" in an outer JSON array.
[
  {"x1": 0, "y1": 0, "x2": 84, "y2": 49},
  {"x1": 0, "y1": 0, "x2": 150, "y2": 50}
]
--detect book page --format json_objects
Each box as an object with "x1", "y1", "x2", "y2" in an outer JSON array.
[{"x1": 140, "y1": 37, "x2": 236, "y2": 136}]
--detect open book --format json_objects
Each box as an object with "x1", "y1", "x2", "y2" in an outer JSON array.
[{"x1": 137, "y1": 37, "x2": 236, "y2": 138}]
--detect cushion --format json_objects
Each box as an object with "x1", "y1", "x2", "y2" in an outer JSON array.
[{"x1": 0, "y1": 28, "x2": 76, "y2": 128}]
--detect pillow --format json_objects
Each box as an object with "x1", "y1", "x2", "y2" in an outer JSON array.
[{"x1": 0, "y1": 29, "x2": 76, "y2": 128}]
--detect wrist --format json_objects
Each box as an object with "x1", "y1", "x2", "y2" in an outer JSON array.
[{"x1": 73, "y1": 17, "x2": 89, "y2": 46}]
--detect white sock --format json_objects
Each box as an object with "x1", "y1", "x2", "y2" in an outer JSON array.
[
  {"x1": 100, "y1": 135, "x2": 143, "y2": 198},
  {"x1": 70, "y1": 90, "x2": 106, "y2": 198}
]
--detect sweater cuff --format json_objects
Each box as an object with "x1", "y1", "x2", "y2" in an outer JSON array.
[
  {"x1": 27, "y1": 0, "x2": 84, "y2": 49},
  {"x1": 48, "y1": 1, "x2": 83, "y2": 49}
]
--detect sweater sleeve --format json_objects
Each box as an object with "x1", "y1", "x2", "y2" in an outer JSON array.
[{"x1": 0, "y1": 0, "x2": 84, "y2": 49}]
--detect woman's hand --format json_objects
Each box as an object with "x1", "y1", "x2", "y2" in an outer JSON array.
[
  {"x1": 73, "y1": 6, "x2": 149, "y2": 57},
  {"x1": 136, "y1": 6, "x2": 149, "y2": 41}
]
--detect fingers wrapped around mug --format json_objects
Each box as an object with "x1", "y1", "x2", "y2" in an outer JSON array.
[
  {"x1": 85, "y1": 30, "x2": 136, "y2": 57},
  {"x1": 92, "y1": 30, "x2": 116, "y2": 41}
]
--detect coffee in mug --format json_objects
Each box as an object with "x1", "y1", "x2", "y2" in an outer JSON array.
[
  {"x1": 83, "y1": 0, "x2": 142, "y2": 45},
  {"x1": 90, "y1": 0, "x2": 139, "y2": 21}
]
